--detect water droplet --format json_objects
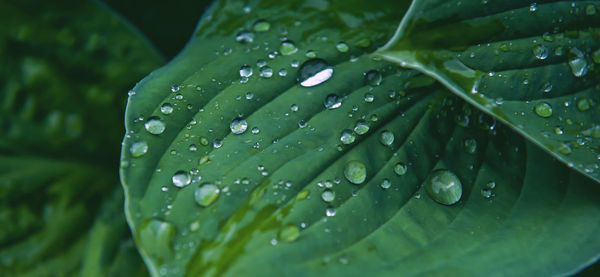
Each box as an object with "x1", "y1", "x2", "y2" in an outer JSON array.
[
  {"x1": 145, "y1": 117, "x2": 166, "y2": 135},
  {"x1": 529, "y1": 3, "x2": 537, "y2": 12},
  {"x1": 240, "y1": 65, "x2": 253, "y2": 77},
  {"x1": 326, "y1": 206, "x2": 336, "y2": 217},
  {"x1": 138, "y1": 219, "x2": 175, "y2": 259},
  {"x1": 554, "y1": 126, "x2": 564, "y2": 135},
  {"x1": 305, "y1": 50, "x2": 317, "y2": 58},
  {"x1": 364, "y1": 93, "x2": 375, "y2": 103},
  {"x1": 259, "y1": 66, "x2": 273, "y2": 78},
  {"x1": 194, "y1": 183, "x2": 220, "y2": 207},
  {"x1": 534, "y1": 102, "x2": 553, "y2": 118},
  {"x1": 344, "y1": 160, "x2": 367, "y2": 185},
  {"x1": 252, "y1": 19, "x2": 270, "y2": 32},
  {"x1": 321, "y1": 189, "x2": 335, "y2": 202},
  {"x1": 230, "y1": 118, "x2": 248, "y2": 134},
  {"x1": 172, "y1": 171, "x2": 191, "y2": 188},
  {"x1": 353, "y1": 121, "x2": 369, "y2": 135},
  {"x1": 379, "y1": 131, "x2": 394, "y2": 146},
  {"x1": 324, "y1": 94, "x2": 342, "y2": 109},
  {"x1": 365, "y1": 70, "x2": 382, "y2": 86},
  {"x1": 279, "y1": 225, "x2": 300, "y2": 242},
  {"x1": 236, "y1": 31, "x2": 254, "y2": 44},
  {"x1": 339, "y1": 130, "x2": 356, "y2": 144},
  {"x1": 130, "y1": 141, "x2": 148, "y2": 157},
  {"x1": 533, "y1": 45, "x2": 548, "y2": 60},
  {"x1": 161, "y1": 103, "x2": 174, "y2": 115},
  {"x1": 464, "y1": 138, "x2": 477, "y2": 154},
  {"x1": 251, "y1": 127, "x2": 260, "y2": 134},
  {"x1": 425, "y1": 169, "x2": 462, "y2": 205},
  {"x1": 394, "y1": 162, "x2": 407, "y2": 176},
  {"x1": 380, "y1": 178, "x2": 391, "y2": 189},
  {"x1": 213, "y1": 139, "x2": 223, "y2": 149},
  {"x1": 336, "y1": 42, "x2": 349, "y2": 53},
  {"x1": 297, "y1": 58, "x2": 333, "y2": 87},
  {"x1": 577, "y1": 97, "x2": 592, "y2": 111},
  {"x1": 481, "y1": 188, "x2": 494, "y2": 198},
  {"x1": 542, "y1": 82, "x2": 553, "y2": 93},
  {"x1": 568, "y1": 48, "x2": 588, "y2": 77},
  {"x1": 280, "y1": 41, "x2": 298, "y2": 56},
  {"x1": 278, "y1": 68, "x2": 288, "y2": 77},
  {"x1": 290, "y1": 104, "x2": 299, "y2": 112},
  {"x1": 558, "y1": 143, "x2": 572, "y2": 155}
]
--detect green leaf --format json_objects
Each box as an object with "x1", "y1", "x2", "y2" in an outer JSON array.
[
  {"x1": 378, "y1": 0, "x2": 600, "y2": 182},
  {"x1": 0, "y1": 0, "x2": 162, "y2": 275},
  {"x1": 121, "y1": 0, "x2": 600, "y2": 276}
]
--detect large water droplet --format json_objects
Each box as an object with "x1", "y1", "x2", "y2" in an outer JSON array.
[
  {"x1": 230, "y1": 118, "x2": 248, "y2": 134},
  {"x1": 379, "y1": 131, "x2": 394, "y2": 146},
  {"x1": 145, "y1": 117, "x2": 165, "y2": 135},
  {"x1": 353, "y1": 121, "x2": 369, "y2": 135},
  {"x1": 259, "y1": 66, "x2": 273, "y2": 78},
  {"x1": 324, "y1": 94, "x2": 342, "y2": 109},
  {"x1": 321, "y1": 189, "x2": 335, "y2": 202},
  {"x1": 534, "y1": 102, "x2": 553, "y2": 118},
  {"x1": 336, "y1": 42, "x2": 349, "y2": 53},
  {"x1": 394, "y1": 162, "x2": 407, "y2": 176},
  {"x1": 138, "y1": 219, "x2": 175, "y2": 259},
  {"x1": 195, "y1": 183, "x2": 220, "y2": 207},
  {"x1": 568, "y1": 47, "x2": 588, "y2": 77},
  {"x1": 280, "y1": 41, "x2": 298, "y2": 56},
  {"x1": 365, "y1": 70, "x2": 382, "y2": 86},
  {"x1": 130, "y1": 141, "x2": 148, "y2": 157},
  {"x1": 240, "y1": 65, "x2": 253, "y2": 77},
  {"x1": 339, "y1": 130, "x2": 356, "y2": 144},
  {"x1": 344, "y1": 160, "x2": 366, "y2": 185},
  {"x1": 279, "y1": 225, "x2": 300, "y2": 242},
  {"x1": 533, "y1": 45, "x2": 548, "y2": 60},
  {"x1": 172, "y1": 171, "x2": 191, "y2": 188},
  {"x1": 297, "y1": 58, "x2": 333, "y2": 87},
  {"x1": 424, "y1": 169, "x2": 462, "y2": 205}
]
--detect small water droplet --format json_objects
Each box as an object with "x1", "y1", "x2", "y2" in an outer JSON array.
[
  {"x1": 353, "y1": 121, "x2": 369, "y2": 135},
  {"x1": 194, "y1": 183, "x2": 220, "y2": 207},
  {"x1": 344, "y1": 160, "x2": 367, "y2": 185},
  {"x1": 336, "y1": 42, "x2": 349, "y2": 53},
  {"x1": 297, "y1": 58, "x2": 333, "y2": 87},
  {"x1": 230, "y1": 118, "x2": 248, "y2": 134},
  {"x1": 213, "y1": 139, "x2": 223, "y2": 149},
  {"x1": 394, "y1": 162, "x2": 407, "y2": 176},
  {"x1": 278, "y1": 68, "x2": 288, "y2": 77},
  {"x1": 321, "y1": 189, "x2": 335, "y2": 202},
  {"x1": 529, "y1": 3, "x2": 537, "y2": 12},
  {"x1": 324, "y1": 94, "x2": 342, "y2": 109},
  {"x1": 380, "y1": 178, "x2": 391, "y2": 189},
  {"x1": 130, "y1": 141, "x2": 148, "y2": 157},
  {"x1": 464, "y1": 138, "x2": 477, "y2": 154},
  {"x1": 161, "y1": 103, "x2": 173, "y2": 115},
  {"x1": 424, "y1": 169, "x2": 462, "y2": 205},
  {"x1": 290, "y1": 104, "x2": 299, "y2": 112},
  {"x1": 145, "y1": 117, "x2": 166, "y2": 135},
  {"x1": 236, "y1": 31, "x2": 254, "y2": 44},
  {"x1": 365, "y1": 70, "x2": 382, "y2": 86},
  {"x1": 339, "y1": 130, "x2": 356, "y2": 144},
  {"x1": 252, "y1": 19, "x2": 270, "y2": 32},
  {"x1": 364, "y1": 93, "x2": 375, "y2": 103},
  {"x1": 279, "y1": 225, "x2": 300, "y2": 242},
  {"x1": 326, "y1": 206, "x2": 336, "y2": 217},
  {"x1": 259, "y1": 66, "x2": 273, "y2": 78},
  {"x1": 172, "y1": 171, "x2": 191, "y2": 188},
  {"x1": 568, "y1": 47, "x2": 588, "y2": 77},
  {"x1": 280, "y1": 40, "x2": 298, "y2": 56},
  {"x1": 534, "y1": 102, "x2": 553, "y2": 118},
  {"x1": 379, "y1": 131, "x2": 394, "y2": 146},
  {"x1": 577, "y1": 97, "x2": 591, "y2": 111}
]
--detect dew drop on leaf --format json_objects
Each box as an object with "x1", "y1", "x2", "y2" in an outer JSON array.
[
  {"x1": 324, "y1": 94, "x2": 342, "y2": 109},
  {"x1": 534, "y1": 102, "x2": 553, "y2": 118},
  {"x1": 577, "y1": 98, "x2": 591, "y2": 111},
  {"x1": 252, "y1": 19, "x2": 270, "y2": 32},
  {"x1": 326, "y1": 206, "x2": 336, "y2": 217},
  {"x1": 235, "y1": 31, "x2": 254, "y2": 44},
  {"x1": 130, "y1": 141, "x2": 148, "y2": 157},
  {"x1": 353, "y1": 120, "x2": 369, "y2": 135},
  {"x1": 239, "y1": 65, "x2": 253, "y2": 77},
  {"x1": 172, "y1": 171, "x2": 191, "y2": 188},
  {"x1": 280, "y1": 40, "x2": 298, "y2": 56},
  {"x1": 394, "y1": 162, "x2": 408, "y2": 176},
  {"x1": 138, "y1": 219, "x2": 175, "y2": 259},
  {"x1": 464, "y1": 138, "x2": 477, "y2": 154},
  {"x1": 335, "y1": 42, "x2": 349, "y2": 53},
  {"x1": 339, "y1": 129, "x2": 356, "y2": 144},
  {"x1": 568, "y1": 47, "x2": 588, "y2": 77},
  {"x1": 194, "y1": 183, "x2": 220, "y2": 207},
  {"x1": 379, "y1": 130, "x2": 394, "y2": 146},
  {"x1": 160, "y1": 103, "x2": 173, "y2": 115},
  {"x1": 425, "y1": 169, "x2": 463, "y2": 205},
  {"x1": 365, "y1": 69, "x2": 382, "y2": 86},
  {"x1": 533, "y1": 45, "x2": 548, "y2": 60},
  {"x1": 380, "y1": 178, "x2": 391, "y2": 189},
  {"x1": 278, "y1": 225, "x2": 300, "y2": 242},
  {"x1": 144, "y1": 117, "x2": 166, "y2": 135},
  {"x1": 297, "y1": 58, "x2": 333, "y2": 87},
  {"x1": 259, "y1": 66, "x2": 273, "y2": 78},
  {"x1": 321, "y1": 189, "x2": 335, "y2": 202},
  {"x1": 230, "y1": 118, "x2": 248, "y2": 134},
  {"x1": 344, "y1": 160, "x2": 367, "y2": 185}
]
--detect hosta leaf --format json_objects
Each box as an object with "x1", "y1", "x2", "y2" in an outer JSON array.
[
  {"x1": 0, "y1": 0, "x2": 162, "y2": 275},
  {"x1": 378, "y1": 0, "x2": 600, "y2": 182},
  {"x1": 121, "y1": 0, "x2": 600, "y2": 276}
]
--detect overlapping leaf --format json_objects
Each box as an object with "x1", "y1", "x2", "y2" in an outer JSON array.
[
  {"x1": 120, "y1": 0, "x2": 600, "y2": 276},
  {"x1": 378, "y1": 0, "x2": 600, "y2": 182},
  {"x1": 0, "y1": 0, "x2": 162, "y2": 275}
]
